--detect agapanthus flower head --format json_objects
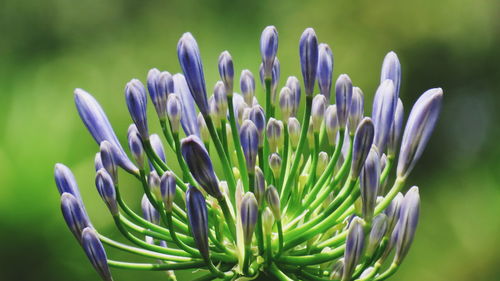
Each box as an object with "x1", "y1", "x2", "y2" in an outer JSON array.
[{"x1": 57, "y1": 27, "x2": 442, "y2": 281}]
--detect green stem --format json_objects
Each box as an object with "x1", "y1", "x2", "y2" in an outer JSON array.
[
  {"x1": 108, "y1": 260, "x2": 205, "y2": 271},
  {"x1": 256, "y1": 208, "x2": 265, "y2": 255},
  {"x1": 276, "y1": 220, "x2": 284, "y2": 257},
  {"x1": 269, "y1": 263, "x2": 294, "y2": 281},
  {"x1": 277, "y1": 245, "x2": 344, "y2": 266},
  {"x1": 375, "y1": 263, "x2": 399, "y2": 281},
  {"x1": 227, "y1": 96, "x2": 249, "y2": 189},
  {"x1": 160, "y1": 120, "x2": 176, "y2": 150},
  {"x1": 279, "y1": 124, "x2": 289, "y2": 191},
  {"x1": 218, "y1": 196, "x2": 237, "y2": 241}
]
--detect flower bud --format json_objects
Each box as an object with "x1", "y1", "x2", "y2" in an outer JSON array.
[
  {"x1": 316, "y1": 151, "x2": 329, "y2": 177},
  {"x1": 360, "y1": 146, "x2": 380, "y2": 222},
  {"x1": 74, "y1": 89, "x2": 137, "y2": 174},
  {"x1": 254, "y1": 167, "x2": 266, "y2": 206},
  {"x1": 95, "y1": 169, "x2": 118, "y2": 216},
  {"x1": 181, "y1": 135, "x2": 222, "y2": 199},
  {"x1": 177, "y1": 32, "x2": 209, "y2": 116},
  {"x1": 127, "y1": 124, "x2": 145, "y2": 168},
  {"x1": 60, "y1": 192, "x2": 91, "y2": 242},
  {"x1": 360, "y1": 267, "x2": 374, "y2": 279},
  {"x1": 285, "y1": 76, "x2": 301, "y2": 116},
  {"x1": 141, "y1": 194, "x2": 160, "y2": 224},
  {"x1": 266, "y1": 185, "x2": 281, "y2": 220},
  {"x1": 240, "y1": 70, "x2": 255, "y2": 105},
  {"x1": 343, "y1": 217, "x2": 365, "y2": 281},
  {"x1": 262, "y1": 207, "x2": 275, "y2": 235},
  {"x1": 348, "y1": 87, "x2": 364, "y2": 136},
  {"x1": 270, "y1": 59, "x2": 281, "y2": 105},
  {"x1": 186, "y1": 185, "x2": 210, "y2": 261},
  {"x1": 394, "y1": 186, "x2": 420, "y2": 264},
  {"x1": 160, "y1": 171, "x2": 176, "y2": 213},
  {"x1": 260, "y1": 26, "x2": 279, "y2": 79},
  {"x1": 366, "y1": 213, "x2": 388, "y2": 256},
  {"x1": 335, "y1": 74, "x2": 353, "y2": 129},
  {"x1": 388, "y1": 98, "x2": 404, "y2": 156},
  {"x1": 351, "y1": 118, "x2": 375, "y2": 178},
  {"x1": 380, "y1": 51, "x2": 401, "y2": 99},
  {"x1": 307, "y1": 118, "x2": 314, "y2": 149},
  {"x1": 279, "y1": 87, "x2": 294, "y2": 121},
  {"x1": 147, "y1": 68, "x2": 172, "y2": 121},
  {"x1": 149, "y1": 134, "x2": 166, "y2": 168},
  {"x1": 267, "y1": 118, "x2": 283, "y2": 152},
  {"x1": 299, "y1": 28, "x2": 318, "y2": 96},
  {"x1": 173, "y1": 73, "x2": 200, "y2": 137},
  {"x1": 125, "y1": 79, "x2": 149, "y2": 139},
  {"x1": 268, "y1": 152, "x2": 282, "y2": 179},
  {"x1": 372, "y1": 79, "x2": 396, "y2": 153},
  {"x1": 213, "y1": 81, "x2": 228, "y2": 120},
  {"x1": 167, "y1": 93, "x2": 182, "y2": 133},
  {"x1": 248, "y1": 105, "x2": 266, "y2": 147},
  {"x1": 240, "y1": 120, "x2": 259, "y2": 173},
  {"x1": 325, "y1": 105, "x2": 339, "y2": 145},
  {"x1": 317, "y1": 43, "x2": 334, "y2": 101},
  {"x1": 397, "y1": 88, "x2": 443, "y2": 178},
  {"x1": 100, "y1": 141, "x2": 118, "y2": 184},
  {"x1": 54, "y1": 163, "x2": 82, "y2": 200},
  {"x1": 330, "y1": 259, "x2": 344, "y2": 280},
  {"x1": 94, "y1": 153, "x2": 103, "y2": 172},
  {"x1": 197, "y1": 113, "x2": 210, "y2": 145},
  {"x1": 218, "y1": 51, "x2": 234, "y2": 97},
  {"x1": 287, "y1": 117, "x2": 301, "y2": 149},
  {"x1": 148, "y1": 171, "x2": 161, "y2": 200},
  {"x1": 240, "y1": 192, "x2": 259, "y2": 246},
  {"x1": 384, "y1": 192, "x2": 404, "y2": 232},
  {"x1": 81, "y1": 227, "x2": 113, "y2": 281},
  {"x1": 311, "y1": 94, "x2": 327, "y2": 133}
]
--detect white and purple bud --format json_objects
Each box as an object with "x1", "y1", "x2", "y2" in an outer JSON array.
[
  {"x1": 388, "y1": 98, "x2": 404, "y2": 156},
  {"x1": 218, "y1": 51, "x2": 234, "y2": 97},
  {"x1": 288, "y1": 117, "x2": 301, "y2": 149},
  {"x1": 125, "y1": 79, "x2": 149, "y2": 140},
  {"x1": 148, "y1": 171, "x2": 161, "y2": 200},
  {"x1": 350, "y1": 118, "x2": 375, "y2": 178},
  {"x1": 317, "y1": 151, "x2": 329, "y2": 177},
  {"x1": 348, "y1": 87, "x2": 364, "y2": 136},
  {"x1": 335, "y1": 74, "x2": 353, "y2": 129},
  {"x1": 127, "y1": 124, "x2": 145, "y2": 168},
  {"x1": 95, "y1": 169, "x2": 118, "y2": 216},
  {"x1": 262, "y1": 207, "x2": 275, "y2": 235},
  {"x1": 342, "y1": 217, "x2": 365, "y2": 281},
  {"x1": 372, "y1": 79, "x2": 396, "y2": 153},
  {"x1": 260, "y1": 26, "x2": 279, "y2": 80},
  {"x1": 197, "y1": 113, "x2": 210, "y2": 145},
  {"x1": 254, "y1": 166, "x2": 266, "y2": 206},
  {"x1": 279, "y1": 87, "x2": 294, "y2": 121},
  {"x1": 360, "y1": 146, "x2": 381, "y2": 222},
  {"x1": 94, "y1": 153, "x2": 104, "y2": 172},
  {"x1": 240, "y1": 120, "x2": 259, "y2": 173},
  {"x1": 384, "y1": 192, "x2": 404, "y2": 232},
  {"x1": 271, "y1": 58, "x2": 281, "y2": 104},
  {"x1": 60, "y1": 193, "x2": 91, "y2": 242},
  {"x1": 381, "y1": 51, "x2": 401, "y2": 99},
  {"x1": 240, "y1": 70, "x2": 256, "y2": 105},
  {"x1": 99, "y1": 141, "x2": 118, "y2": 184},
  {"x1": 160, "y1": 171, "x2": 176, "y2": 213},
  {"x1": 268, "y1": 152, "x2": 282, "y2": 179},
  {"x1": 240, "y1": 192, "x2": 259, "y2": 246},
  {"x1": 147, "y1": 68, "x2": 172, "y2": 121},
  {"x1": 141, "y1": 194, "x2": 160, "y2": 224},
  {"x1": 330, "y1": 259, "x2": 344, "y2": 280},
  {"x1": 81, "y1": 227, "x2": 113, "y2": 281},
  {"x1": 397, "y1": 88, "x2": 443, "y2": 178},
  {"x1": 167, "y1": 93, "x2": 183, "y2": 133},
  {"x1": 213, "y1": 81, "x2": 228, "y2": 120},
  {"x1": 311, "y1": 94, "x2": 327, "y2": 133},
  {"x1": 186, "y1": 185, "x2": 210, "y2": 261},
  {"x1": 248, "y1": 105, "x2": 266, "y2": 147},
  {"x1": 181, "y1": 135, "x2": 222, "y2": 199},
  {"x1": 267, "y1": 118, "x2": 284, "y2": 152},
  {"x1": 317, "y1": 43, "x2": 334, "y2": 101},
  {"x1": 325, "y1": 105, "x2": 339, "y2": 145},
  {"x1": 394, "y1": 186, "x2": 420, "y2": 264},
  {"x1": 266, "y1": 185, "x2": 281, "y2": 220},
  {"x1": 366, "y1": 214, "x2": 388, "y2": 256},
  {"x1": 177, "y1": 32, "x2": 209, "y2": 116},
  {"x1": 173, "y1": 73, "x2": 200, "y2": 137},
  {"x1": 299, "y1": 28, "x2": 319, "y2": 96},
  {"x1": 149, "y1": 134, "x2": 166, "y2": 165},
  {"x1": 54, "y1": 163, "x2": 82, "y2": 200},
  {"x1": 285, "y1": 76, "x2": 301, "y2": 116}
]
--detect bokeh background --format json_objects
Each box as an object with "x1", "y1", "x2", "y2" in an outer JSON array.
[{"x1": 1, "y1": 0, "x2": 499, "y2": 280}]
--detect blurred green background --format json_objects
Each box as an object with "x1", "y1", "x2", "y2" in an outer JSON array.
[{"x1": 1, "y1": 0, "x2": 499, "y2": 280}]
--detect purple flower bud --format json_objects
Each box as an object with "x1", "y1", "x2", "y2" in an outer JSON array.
[
  {"x1": 317, "y1": 43, "x2": 334, "y2": 101},
  {"x1": 147, "y1": 69, "x2": 172, "y2": 121},
  {"x1": 384, "y1": 192, "x2": 404, "y2": 232},
  {"x1": 218, "y1": 51, "x2": 234, "y2": 97},
  {"x1": 299, "y1": 28, "x2": 319, "y2": 96},
  {"x1": 366, "y1": 214, "x2": 388, "y2": 256},
  {"x1": 394, "y1": 186, "x2": 420, "y2": 264},
  {"x1": 285, "y1": 76, "x2": 301, "y2": 116},
  {"x1": 127, "y1": 124, "x2": 145, "y2": 168},
  {"x1": 240, "y1": 192, "x2": 259, "y2": 246},
  {"x1": 254, "y1": 166, "x2": 266, "y2": 206},
  {"x1": 335, "y1": 74, "x2": 353, "y2": 129},
  {"x1": 61, "y1": 193, "x2": 91, "y2": 242},
  {"x1": 351, "y1": 118, "x2": 375, "y2": 178},
  {"x1": 160, "y1": 171, "x2": 176, "y2": 213},
  {"x1": 149, "y1": 134, "x2": 166, "y2": 171},
  {"x1": 167, "y1": 93, "x2": 183, "y2": 133},
  {"x1": 99, "y1": 141, "x2": 118, "y2": 184},
  {"x1": 388, "y1": 98, "x2": 404, "y2": 156},
  {"x1": 94, "y1": 153, "x2": 104, "y2": 172},
  {"x1": 240, "y1": 120, "x2": 259, "y2": 173},
  {"x1": 141, "y1": 194, "x2": 160, "y2": 224},
  {"x1": 181, "y1": 135, "x2": 222, "y2": 198},
  {"x1": 95, "y1": 169, "x2": 118, "y2": 215},
  {"x1": 348, "y1": 87, "x2": 364, "y2": 136},
  {"x1": 148, "y1": 170, "x2": 161, "y2": 200},
  {"x1": 213, "y1": 81, "x2": 228, "y2": 119},
  {"x1": 260, "y1": 26, "x2": 279, "y2": 79},
  {"x1": 372, "y1": 79, "x2": 396, "y2": 153},
  {"x1": 360, "y1": 146, "x2": 380, "y2": 222},
  {"x1": 288, "y1": 117, "x2": 301, "y2": 148},
  {"x1": 381, "y1": 51, "x2": 401, "y2": 99},
  {"x1": 54, "y1": 163, "x2": 82, "y2": 200},
  {"x1": 271, "y1": 58, "x2": 281, "y2": 104},
  {"x1": 279, "y1": 87, "x2": 294, "y2": 121},
  {"x1": 397, "y1": 88, "x2": 443, "y2": 178},
  {"x1": 240, "y1": 70, "x2": 256, "y2": 105},
  {"x1": 325, "y1": 105, "x2": 339, "y2": 145},
  {"x1": 186, "y1": 185, "x2": 210, "y2": 261},
  {"x1": 266, "y1": 185, "x2": 281, "y2": 220},
  {"x1": 248, "y1": 105, "x2": 266, "y2": 147},
  {"x1": 267, "y1": 118, "x2": 284, "y2": 152},
  {"x1": 173, "y1": 73, "x2": 200, "y2": 137},
  {"x1": 343, "y1": 217, "x2": 365, "y2": 281},
  {"x1": 232, "y1": 93, "x2": 247, "y2": 126},
  {"x1": 74, "y1": 89, "x2": 137, "y2": 174},
  {"x1": 311, "y1": 94, "x2": 327, "y2": 133},
  {"x1": 268, "y1": 152, "x2": 282, "y2": 178},
  {"x1": 197, "y1": 113, "x2": 210, "y2": 144},
  {"x1": 81, "y1": 227, "x2": 113, "y2": 281},
  {"x1": 125, "y1": 79, "x2": 149, "y2": 139},
  {"x1": 177, "y1": 33, "x2": 209, "y2": 116}
]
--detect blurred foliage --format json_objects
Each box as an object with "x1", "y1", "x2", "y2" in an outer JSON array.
[{"x1": 0, "y1": 0, "x2": 499, "y2": 280}]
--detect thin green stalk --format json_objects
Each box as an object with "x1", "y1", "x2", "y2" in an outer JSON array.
[
  {"x1": 277, "y1": 245, "x2": 344, "y2": 265},
  {"x1": 160, "y1": 120, "x2": 176, "y2": 150},
  {"x1": 143, "y1": 139, "x2": 187, "y2": 191},
  {"x1": 375, "y1": 263, "x2": 399, "y2": 281},
  {"x1": 256, "y1": 208, "x2": 265, "y2": 255},
  {"x1": 218, "y1": 196, "x2": 237, "y2": 241},
  {"x1": 242, "y1": 244, "x2": 251, "y2": 275},
  {"x1": 301, "y1": 132, "x2": 320, "y2": 196},
  {"x1": 108, "y1": 260, "x2": 205, "y2": 271},
  {"x1": 276, "y1": 220, "x2": 284, "y2": 257},
  {"x1": 99, "y1": 234, "x2": 180, "y2": 261},
  {"x1": 269, "y1": 263, "x2": 294, "y2": 281},
  {"x1": 279, "y1": 124, "x2": 289, "y2": 191},
  {"x1": 226, "y1": 97, "x2": 249, "y2": 189}
]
